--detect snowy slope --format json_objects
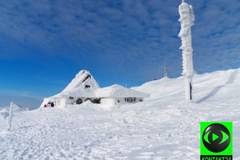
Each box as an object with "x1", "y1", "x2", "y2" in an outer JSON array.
[{"x1": 1, "y1": 69, "x2": 240, "y2": 159}]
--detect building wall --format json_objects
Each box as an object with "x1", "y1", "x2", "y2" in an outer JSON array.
[
  {"x1": 101, "y1": 97, "x2": 144, "y2": 105},
  {"x1": 100, "y1": 98, "x2": 116, "y2": 106},
  {"x1": 43, "y1": 96, "x2": 144, "y2": 108}
]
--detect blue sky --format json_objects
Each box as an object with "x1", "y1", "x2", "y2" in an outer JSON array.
[{"x1": 0, "y1": 0, "x2": 240, "y2": 108}]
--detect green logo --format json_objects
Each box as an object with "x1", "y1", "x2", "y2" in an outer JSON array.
[{"x1": 200, "y1": 122, "x2": 232, "y2": 159}]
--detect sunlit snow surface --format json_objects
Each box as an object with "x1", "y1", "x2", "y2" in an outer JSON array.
[{"x1": 1, "y1": 69, "x2": 240, "y2": 159}]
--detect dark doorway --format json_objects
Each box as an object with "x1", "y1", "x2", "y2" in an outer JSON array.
[{"x1": 76, "y1": 98, "x2": 82, "y2": 104}]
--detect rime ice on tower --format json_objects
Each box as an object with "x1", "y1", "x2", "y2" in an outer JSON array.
[{"x1": 178, "y1": 0, "x2": 195, "y2": 100}]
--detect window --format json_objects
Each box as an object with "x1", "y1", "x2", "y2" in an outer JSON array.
[
  {"x1": 125, "y1": 97, "x2": 136, "y2": 102},
  {"x1": 85, "y1": 85, "x2": 91, "y2": 88}
]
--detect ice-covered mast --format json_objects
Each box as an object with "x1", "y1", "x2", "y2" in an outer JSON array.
[
  {"x1": 178, "y1": 0, "x2": 195, "y2": 101},
  {"x1": 163, "y1": 64, "x2": 168, "y2": 79}
]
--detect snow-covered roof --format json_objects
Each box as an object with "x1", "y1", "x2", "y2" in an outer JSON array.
[
  {"x1": 62, "y1": 70, "x2": 100, "y2": 93},
  {"x1": 54, "y1": 84, "x2": 150, "y2": 99},
  {"x1": 95, "y1": 84, "x2": 150, "y2": 98},
  {"x1": 48, "y1": 70, "x2": 150, "y2": 100}
]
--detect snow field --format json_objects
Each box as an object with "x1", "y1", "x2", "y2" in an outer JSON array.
[{"x1": 0, "y1": 69, "x2": 240, "y2": 159}]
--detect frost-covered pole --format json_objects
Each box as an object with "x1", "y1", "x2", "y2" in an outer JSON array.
[
  {"x1": 178, "y1": 0, "x2": 195, "y2": 101},
  {"x1": 163, "y1": 64, "x2": 168, "y2": 79},
  {"x1": 8, "y1": 102, "x2": 13, "y2": 131}
]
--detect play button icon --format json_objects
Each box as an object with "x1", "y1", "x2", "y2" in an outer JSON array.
[
  {"x1": 202, "y1": 123, "x2": 231, "y2": 153},
  {"x1": 212, "y1": 133, "x2": 219, "y2": 141}
]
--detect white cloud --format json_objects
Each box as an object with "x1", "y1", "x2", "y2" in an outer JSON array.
[{"x1": 0, "y1": 0, "x2": 240, "y2": 79}]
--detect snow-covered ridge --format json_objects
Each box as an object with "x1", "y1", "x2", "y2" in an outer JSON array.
[
  {"x1": 0, "y1": 104, "x2": 28, "y2": 120},
  {"x1": 134, "y1": 69, "x2": 240, "y2": 100}
]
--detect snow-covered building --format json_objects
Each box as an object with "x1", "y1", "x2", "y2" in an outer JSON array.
[
  {"x1": 40, "y1": 70, "x2": 150, "y2": 108},
  {"x1": 95, "y1": 84, "x2": 149, "y2": 106}
]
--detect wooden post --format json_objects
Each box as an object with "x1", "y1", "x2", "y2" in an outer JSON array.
[{"x1": 190, "y1": 82, "x2": 192, "y2": 100}]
